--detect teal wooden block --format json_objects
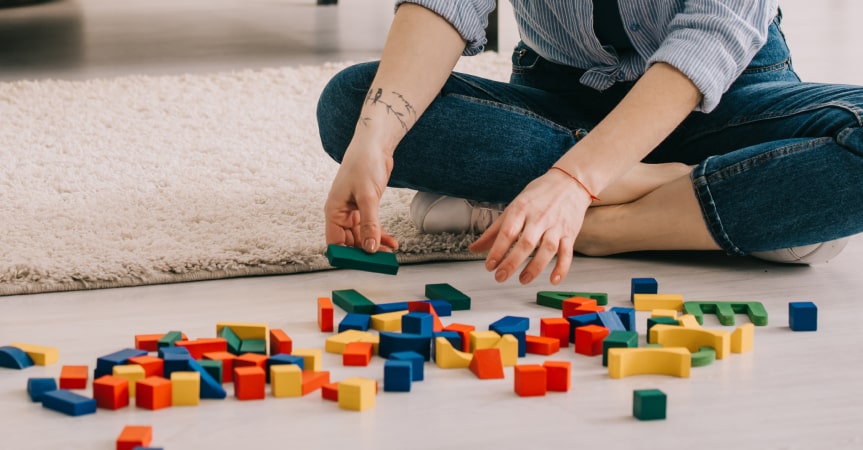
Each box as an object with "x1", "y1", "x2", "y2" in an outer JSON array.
[
  {"x1": 425, "y1": 283, "x2": 471, "y2": 311},
  {"x1": 633, "y1": 389, "x2": 666, "y2": 420},
  {"x1": 199, "y1": 360, "x2": 223, "y2": 385},
  {"x1": 326, "y1": 244, "x2": 399, "y2": 275},
  {"x1": 332, "y1": 289, "x2": 377, "y2": 314},
  {"x1": 536, "y1": 291, "x2": 608, "y2": 308},
  {"x1": 602, "y1": 330, "x2": 638, "y2": 367},
  {"x1": 157, "y1": 331, "x2": 184, "y2": 349},
  {"x1": 218, "y1": 327, "x2": 242, "y2": 355},
  {"x1": 239, "y1": 339, "x2": 267, "y2": 355}
]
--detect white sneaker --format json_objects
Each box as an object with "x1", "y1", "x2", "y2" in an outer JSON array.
[
  {"x1": 410, "y1": 192, "x2": 506, "y2": 234},
  {"x1": 749, "y1": 237, "x2": 849, "y2": 265}
]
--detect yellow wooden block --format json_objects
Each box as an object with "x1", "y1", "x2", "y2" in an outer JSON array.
[
  {"x1": 607, "y1": 347, "x2": 691, "y2": 379},
  {"x1": 370, "y1": 311, "x2": 408, "y2": 332},
  {"x1": 677, "y1": 314, "x2": 701, "y2": 328},
  {"x1": 633, "y1": 294, "x2": 684, "y2": 312},
  {"x1": 649, "y1": 324, "x2": 731, "y2": 359},
  {"x1": 651, "y1": 309, "x2": 678, "y2": 319},
  {"x1": 338, "y1": 377, "x2": 376, "y2": 411},
  {"x1": 292, "y1": 348, "x2": 322, "y2": 372},
  {"x1": 469, "y1": 330, "x2": 501, "y2": 352},
  {"x1": 271, "y1": 364, "x2": 302, "y2": 398},
  {"x1": 113, "y1": 364, "x2": 146, "y2": 397},
  {"x1": 325, "y1": 330, "x2": 377, "y2": 354},
  {"x1": 9, "y1": 343, "x2": 59, "y2": 366},
  {"x1": 731, "y1": 323, "x2": 754, "y2": 353},
  {"x1": 434, "y1": 337, "x2": 472, "y2": 369},
  {"x1": 171, "y1": 371, "x2": 200, "y2": 406},
  {"x1": 493, "y1": 334, "x2": 519, "y2": 367},
  {"x1": 215, "y1": 322, "x2": 268, "y2": 341}
]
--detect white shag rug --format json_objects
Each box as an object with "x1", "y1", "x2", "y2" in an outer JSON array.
[{"x1": 0, "y1": 53, "x2": 512, "y2": 296}]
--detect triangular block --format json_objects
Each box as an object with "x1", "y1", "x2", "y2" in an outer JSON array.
[{"x1": 469, "y1": 348, "x2": 505, "y2": 379}]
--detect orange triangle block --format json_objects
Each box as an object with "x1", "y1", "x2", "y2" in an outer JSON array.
[{"x1": 469, "y1": 348, "x2": 505, "y2": 380}]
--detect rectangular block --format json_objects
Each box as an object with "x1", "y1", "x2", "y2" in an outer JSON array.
[
  {"x1": 332, "y1": 289, "x2": 377, "y2": 314},
  {"x1": 326, "y1": 243, "x2": 399, "y2": 275},
  {"x1": 425, "y1": 283, "x2": 471, "y2": 311}
]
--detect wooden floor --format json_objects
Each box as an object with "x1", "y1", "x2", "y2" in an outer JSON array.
[{"x1": 1, "y1": 1, "x2": 862, "y2": 449}]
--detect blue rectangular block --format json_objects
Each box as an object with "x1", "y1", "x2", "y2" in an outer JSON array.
[
  {"x1": 389, "y1": 351, "x2": 424, "y2": 381},
  {"x1": 423, "y1": 300, "x2": 453, "y2": 317},
  {"x1": 375, "y1": 302, "x2": 410, "y2": 314},
  {"x1": 631, "y1": 277, "x2": 658, "y2": 302},
  {"x1": 266, "y1": 354, "x2": 305, "y2": 383},
  {"x1": 338, "y1": 313, "x2": 372, "y2": 333},
  {"x1": 27, "y1": 378, "x2": 58, "y2": 402},
  {"x1": 402, "y1": 312, "x2": 434, "y2": 336},
  {"x1": 789, "y1": 301, "x2": 818, "y2": 331},
  {"x1": 41, "y1": 390, "x2": 97, "y2": 416},
  {"x1": 95, "y1": 348, "x2": 148, "y2": 378}
]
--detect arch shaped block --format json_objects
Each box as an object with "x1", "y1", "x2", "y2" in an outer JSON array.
[
  {"x1": 649, "y1": 324, "x2": 730, "y2": 359},
  {"x1": 0, "y1": 346, "x2": 33, "y2": 369},
  {"x1": 607, "y1": 347, "x2": 691, "y2": 379}
]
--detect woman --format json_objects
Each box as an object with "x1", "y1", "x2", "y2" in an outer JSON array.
[{"x1": 317, "y1": 1, "x2": 862, "y2": 285}]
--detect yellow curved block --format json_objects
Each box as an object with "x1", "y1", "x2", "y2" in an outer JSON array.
[
  {"x1": 370, "y1": 311, "x2": 408, "y2": 332},
  {"x1": 493, "y1": 334, "x2": 519, "y2": 367},
  {"x1": 633, "y1": 294, "x2": 684, "y2": 312},
  {"x1": 651, "y1": 309, "x2": 679, "y2": 319},
  {"x1": 649, "y1": 324, "x2": 730, "y2": 359},
  {"x1": 607, "y1": 347, "x2": 691, "y2": 379},
  {"x1": 677, "y1": 314, "x2": 701, "y2": 328},
  {"x1": 10, "y1": 343, "x2": 59, "y2": 366},
  {"x1": 435, "y1": 337, "x2": 472, "y2": 369},
  {"x1": 731, "y1": 323, "x2": 754, "y2": 353}
]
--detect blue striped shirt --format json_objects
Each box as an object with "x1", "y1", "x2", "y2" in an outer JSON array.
[{"x1": 395, "y1": 0, "x2": 779, "y2": 112}]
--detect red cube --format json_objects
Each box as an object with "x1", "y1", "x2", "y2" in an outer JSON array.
[
  {"x1": 543, "y1": 361, "x2": 571, "y2": 392},
  {"x1": 93, "y1": 375, "x2": 129, "y2": 410},
  {"x1": 234, "y1": 367, "x2": 265, "y2": 401},
  {"x1": 574, "y1": 325, "x2": 610, "y2": 356},
  {"x1": 514, "y1": 365, "x2": 547, "y2": 397},
  {"x1": 136, "y1": 376, "x2": 172, "y2": 410}
]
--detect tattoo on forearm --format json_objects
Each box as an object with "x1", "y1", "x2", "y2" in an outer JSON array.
[{"x1": 362, "y1": 87, "x2": 417, "y2": 132}]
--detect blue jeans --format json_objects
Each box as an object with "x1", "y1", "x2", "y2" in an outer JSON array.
[{"x1": 317, "y1": 16, "x2": 863, "y2": 255}]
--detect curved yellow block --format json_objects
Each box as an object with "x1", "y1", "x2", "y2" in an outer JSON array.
[
  {"x1": 731, "y1": 323, "x2": 754, "y2": 353},
  {"x1": 435, "y1": 337, "x2": 472, "y2": 369},
  {"x1": 607, "y1": 347, "x2": 691, "y2": 379},
  {"x1": 649, "y1": 324, "x2": 730, "y2": 359},
  {"x1": 677, "y1": 314, "x2": 701, "y2": 328}
]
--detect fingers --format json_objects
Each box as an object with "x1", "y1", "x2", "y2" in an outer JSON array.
[
  {"x1": 355, "y1": 192, "x2": 383, "y2": 253},
  {"x1": 518, "y1": 231, "x2": 560, "y2": 285},
  {"x1": 550, "y1": 237, "x2": 575, "y2": 285}
]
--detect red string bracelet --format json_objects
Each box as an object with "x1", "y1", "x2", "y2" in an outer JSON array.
[{"x1": 549, "y1": 166, "x2": 601, "y2": 201}]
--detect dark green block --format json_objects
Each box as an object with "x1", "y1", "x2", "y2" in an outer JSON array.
[
  {"x1": 646, "y1": 317, "x2": 679, "y2": 344},
  {"x1": 332, "y1": 289, "x2": 377, "y2": 314},
  {"x1": 425, "y1": 283, "x2": 471, "y2": 311},
  {"x1": 157, "y1": 331, "x2": 184, "y2": 349},
  {"x1": 691, "y1": 346, "x2": 716, "y2": 367},
  {"x1": 602, "y1": 330, "x2": 638, "y2": 367},
  {"x1": 633, "y1": 389, "x2": 666, "y2": 421},
  {"x1": 218, "y1": 326, "x2": 242, "y2": 355},
  {"x1": 199, "y1": 359, "x2": 223, "y2": 384},
  {"x1": 682, "y1": 301, "x2": 768, "y2": 326},
  {"x1": 240, "y1": 339, "x2": 267, "y2": 355},
  {"x1": 326, "y1": 244, "x2": 399, "y2": 275},
  {"x1": 536, "y1": 291, "x2": 609, "y2": 308}
]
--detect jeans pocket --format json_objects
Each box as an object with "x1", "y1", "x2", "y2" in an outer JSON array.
[{"x1": 511, "y1": 42, "x2": 542, "y2": 75}]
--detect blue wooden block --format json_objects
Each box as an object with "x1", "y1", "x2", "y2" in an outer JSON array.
[
  {"x1": 27, "y1": 378, "x2": 58, "y2": 402},
  {"x1": 266, "y1": 354, "x2": 305, "y2": 383},
  {"x1": 402, "y1": 312, "x2": 434, "y2": 336},
  {"x1": 789, "y1": 302, "x2": 818, "y2": 331},
  {"x1": 433, "y1": 331, "x2": 462, "y2": 353},
  {"x1": 95, "y1": 348, "x2": 148, "y2": 378},
  {"x1": 378, "y1": 332, "x2": 432, "y2": 361},
  {"x1": 611, "y1": 306, "x2": 637, "y2": 332},
  {"x1": 490, "y1": 316, "x2": 530, "y2": 357},
  {"x1": 423, "y1": 300, "x2": 453, "y2": 317},
  {"x1": 566, "y1": 313, "x2": 602, "y2": 343},
  {"x1": 0, "y1": 346, "x2": 33, "y2": 369},
  {"x1": 383, "y1": 360, "x2": 413, "y2": 392},
  {"x1": 338, "y1": 313, "x2": 372, "y2": 333},
  {"x1": 158, "y1": 346, "x2": 191, "y2": 359},
  {"x1": 375, "y1": 302, "x2": 410, "y2": 314},
  {"x1": 186, "y1": 359, "x2": 228, "y2": 399},
  {"x1": 162, "y1": 352, "x2": 193, "y2": 379},
  {"x1": 389, "y1": 351, "x2": 424, "y2": 381},
  {"x1": 41, "y1": 390, "x2": 97, "y2": 416},
  {"x1": 598, "y1": 311, "x2": 626, "y2": 332},
  {"x1": 631, "y1": 277, "x2": 658, "y2": 302}
]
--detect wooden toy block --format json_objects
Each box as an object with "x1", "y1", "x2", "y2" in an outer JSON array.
[
  {"x1": 202, "y1": 352, "x2": 237, "y2": 383},
  {"x1": 266, "y1": 354, "x2": 305, "y2": 383},
  {"x1": 239, "y1": 339, "x2": 267, "y2": 355},
  {"x1": 96, "y1": 348, "x2": 149, "y2": 379},
  {"x1": 198, "y1": 360, "x2": 222, "y2": 385},
  {"x1": 540, "y1": 317, "x2": 570, "y2": 348},
  {"x1": 422, "y1": 299, "x2": 453, "y2": 317},
  {"x1": 218, "y1": 326, "x2": 242, "y2": 355},
  {"x1": 9, "y1": 343, "x2": 59, "y2": 366},
  {"x1": 325, "y1": 329, "x2": 378, "y2": 354},
  {"x1": 469, "y1": 348, "x2": 505, "y2": 380},
  {"x1": 161, "y1": 351, "x2": 193, "y2": 379},
  {"x1": 434, "y1": 337, "x2": 472, "y2": 369},
  {"x1": 175, "y1": 338, "x2": 228, "y2": 360},
  {"x1": 0, "y1": 346, "x2": 33, "y2": 369},
  {"x1": 542, "y1": 361, "x2": 571, "y2": 392},
  {"x1": 384, "y1": 360, "x2": 413, "y2": 392},
  {"x1": 113, "y1": 365, "x2": 146, "y2": 397},
  {"x1": 607, "y1": 348, "x2": 691, "y2": 379},
  {"x1": 325, "y1": 243, "x2": 399, "y2": 275},
  {"x1": 525, "y1": 335, "x2": 560, "y2": 355},
  {"x1": 269, "y1": 329, "x2": 293, "y2": 355},
  {"x1": 433, "y1": 331, "x2": 463, "y2": 357},
  {"x1": 633, "y1": 294, "x2": 684, "y2": 312},
  {"x1": 574, "y1": 325, "x2": 610, "y2": 357},
  {"x1": 317, "y1": 297, "x2": 335, "y2": 332},
  {"x1": 338, "y1": 377, "x2": 376, "y2": 411},
  {"x1": 646, "y1": 317, "x2": 679, "y2": 343},
  {"x1": 566, "y1": 313, "x2": 602, "y2": 343},
  {"x1": 514, "y1": 365, "x2": 547, "y2": 397},
  {"x1": 610, "y1": 307, "x2": 637, "y2": 332},
  {"x1": 650, "y1": 309, "x2": 679, "y2": 319},
  {"x1": 370, "y1": 310, "x2": 408, "y2": 332},
  {"x1": 343, "y1": 342, "x2": 374, "y2": 366},
  {"x1": 677, "y1": 314, "x2": 701, "y2": 328},
  {"x1": 682, "y1": 301, "x2": 768, "y2": 326},
  {"x1": 134, "y1": 334, "x2": 166, "y2": 352},
  {"x1": 157, "y1": 331, "x2": 184, "y2": 349},
  {"x1": 537, "y1": 291, "x2": 609, "y2": 308},
  {"x1": 425, "y1": 283, "x2": 471, "y2": 310},
  {"x1": 41, "y1": 390, "x2": 97, "y2": 416},
  {"x1": 633, "y1": 389, "x2": 666, "y2": 421},
  {"x1": 185, "y1": 358, "x2": 227, "y2": 400},
  {"x1": 59, "y1": 365, "x2": 89, "y2": 389},
  {"x1": 494, "y1": 334, "x2": 519, "y2": 367},
  {"x1": 117, "y1": 425, "x2": 153, "y2": 450},
  {"x1": 390, "y1": 351, "x2": 424, "y2": 381},
  {"x1": 234, "y1": 353, "x2": 269, "y2": 371},
  {"x1": 649, "y1": 324, "x2": 731, "y2": 359},
  {"x1": 789, "y1": 301, "x2": 817, "y2": 331},
  {"x1": 292, "y1": 348, "x2": 322, "y2": 372},
  {"x1": 128, "y1": 356, "x2": 164, "y2": 378},
  {"x1": 321, "y1": 382, "x2": 339, "y2": 402},
  {"x1": 407, "y1": 302, "x2": 445, "y2": 332},
  {"x1": 375, "y1": 301, "x2": 410, "y2": 314},
  {"x1": 602, "y1": 330, "x2": 638, "y2": 367},
  {"x1": 597, "y1": 311, "x2": 626, "y2": 332},
  {"x1": 443, "y1": 323, "x2": 475, "y2": 352},
  {"x1": 490, "y1": 316, "x2": 530, "y2": 357},
  {"x1": 216, "y1": 322, "x2": 268, "y2": 341},
  {"x1": 379, "y1": 332, "x2": 432, "y2": 361},
  {"x1": 271, "y1": 364, "x2": 302, "y2": 398},
  {"x1": 27, "y1": 377, "x2": 58, "y2": 402},
  {"x1": 233, "y1": 367, "x2": 266, "y2": 401},
  {"x1": 94, "y1": 375, "x2": 130, "y2": 409},
  {"x1": 631, "y1": 277, "x2": 658, "y2": 302},
  {"x1": 301, "y1": 371, "x2": 330, "y2": 395},
  {"x1": 469, "y1": 330, "x2": 501, "y2": 352},
  {"x1": 731, "y1": 323, "x2": 755, "y2": 353},
  {"x1": 135, "y1": 377, "x2": 172, "y2": 410},
  {"x1": 562, "y1": 297, "x2": 597, "y2": 317},
  {"x1": 332, "y1": 289, "x2": 377, "y2": 314},
  {"x1": 402, "y1": 312, "x2": 434, "y2": 336},
  {"x1": 339, "y1": 313, "x2": 372, "y2": 333},
  {"x1": 691, "y1": 347, "x2": 716, "y2": 367},
  {"x1": 170, "y1": 372, "x2": 200, "y2": 406}
]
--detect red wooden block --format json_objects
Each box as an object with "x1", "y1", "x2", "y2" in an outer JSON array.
[
  {"x1": 269, "y1": 329, "x2": 293, "y2": 356},
  {"x1": 234, "y1": 353, "x2": 268, "y2": 371},
  {"x1": 203, "y1": 352, "x2": 237, "y2": 383},
  {"x1": 318, "y1": 297, "x2": 334, "y2": 332},
  {"x1": 468, "y1": 348, "x2": 505, "y2": 380},
  {"x1": 442, "y1": 323, "x2": 475, "y2": 352},
  {"x1": 136, "y1": 377, "x2": 172, "y2": 410},
  {"x1": 93, "y1": 375, "x2": 129, "y2": 410},
  {"x1": 59, "y1": 365, "x2": 89, "y2": 390},
  {"x1": 514, "y1": 365, "x2": 547, "y2": 397},
  {"x1": 302, "y1": 371, "x2": 331, "y2": 396},
  {"x1": 543, "y1": 361, "x2": 571, "y2": 392},
  {"x1": 525, "y1": 335, "x2": 560, "y2": 355},
  {"x1": 134, "y1": 333, "x2": 187, "y2": 352},
  {"x1": 574, "y1": 325, "x2": 610, "y2": 356},
  {"x1": 116, "y1": 425, "x2": 152, "y2": 450},
  {"x1": 562, "y1": 297, "x2": 597, "y2": 317},
  {"x1": 321, "y1": 382, "x2": 339, "y2": 402},
  {"x1": 233, "y1": 367, "x2": 265, "y2": 401},
  {"x1": 540, "y1": 317, "x2": 570, "y2": 348},
  {"x1": 127, "y1": 356, "x2": 164, "y2": 378},
  {"x1": 342, "y1": 342, "x2": 373, "y2": 366},
  {"x1": 175, "y1": 338, "x2": 228, "y2": 360}
]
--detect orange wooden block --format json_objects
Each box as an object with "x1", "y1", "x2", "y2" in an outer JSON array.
[
  {"x1": 135, "y1": 376, "x2": 172, "y2": 410},
  {"x1": 127, "y1": 356, "x2": 164, "y2": 378},
  {"x1": 318, "y1": 297, "x2": 334, "y2": 332},
  {"x1": 408, "y1": 302, "x2": 444, "y2": 332},
  {"x1": 234, "y1": 353, "x2": 268, "y2": 371},
  {"x1": 116, "y1": 425, "x2": 152, "y2": 450},
  {"x1": 468, "y1": 348, "x2": 505, "y2": 380},
  {"x1": 540, "y1": 317, "x2": 570, "y2": 348},
  {"x1": 203, "y1": 352, "x2": 237, "y2": 383},
  {"x1": 442, "y1": 323, "x2": 475, "y2": 352},
  {"x1": 562, "y1": 297, "x2": 597, "y2": 317},
  {"x1": 302, "y1": 371, "x2": 331, "y2": 396},
  {"x1": 574, "y1": 325, "x2": 610, "y2": 356},
  {"x1": 321, "y1": 382, "x2": 339, "y2": 401},
  {"x1": 525, "y1": 335, "x2": 561, "y2": 355},
  {"x1": 543, "y1": 361, "x2": 571, "y2": 392},
  {"x1": 134, "y1": 333, "x2": 187, "y2": 352},
  {"x1": 270, "y1": 329, "x2": 293, "y2": 356},
  {"x1": 92, "y1": 375, "x2": 129, "y2": 410},
  {"x1": 514, "y1": 365, "x2": 547, "y2": 397},
  {"x1": 175, "y1": 338, "x2": 228, "y2": 359},
  {"x1": 342, "y1": 342, "x2": 373, "y2": 366},
  {"x1": 233, "y1": 367, "x2": 265, "y2": 401},
  {"x1": 59, "y1": 365, "x2": 89, "y2": 390}
]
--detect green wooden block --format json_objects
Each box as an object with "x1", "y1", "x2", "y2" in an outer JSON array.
[
  {"x1": 425, "y1": 283, "x2": 471, "y2": 311},
  {"x1": 646, "y1": 317, "x2": 679, "y2": 344},
  {"x1": 602, "y1": 330, "x2": 638, "y2": 367},
  {"x1": 536, "y1": 291, "x2": 609, "y2": 308},
  {"x1": 157, "y1": 331, "x2": 184, "y2": 349},
  {"x1": 218, "y1": 326, "x2": 242, "y2": 355},
  {"x1": 691, "y1": 346, "x2": 716, "y2": 367},
  {"x1": 199, "y1": 359, "x2": 223, "y2": 384},
  {"x1": 326, "y1": 244, "x2": 399, "y2": 275},
  {"x1": 240, "y1": 339, "x2": 267, "y2": 355},
  {"x1": 633, "y1": 389, "x2": 666, "y2": 421},
  {"x1": 332, "y1": 289, "x2": 377, "y2": 314},
  {"x1": 682, "y1": 301, "x2": 768, "y2": 326}
]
